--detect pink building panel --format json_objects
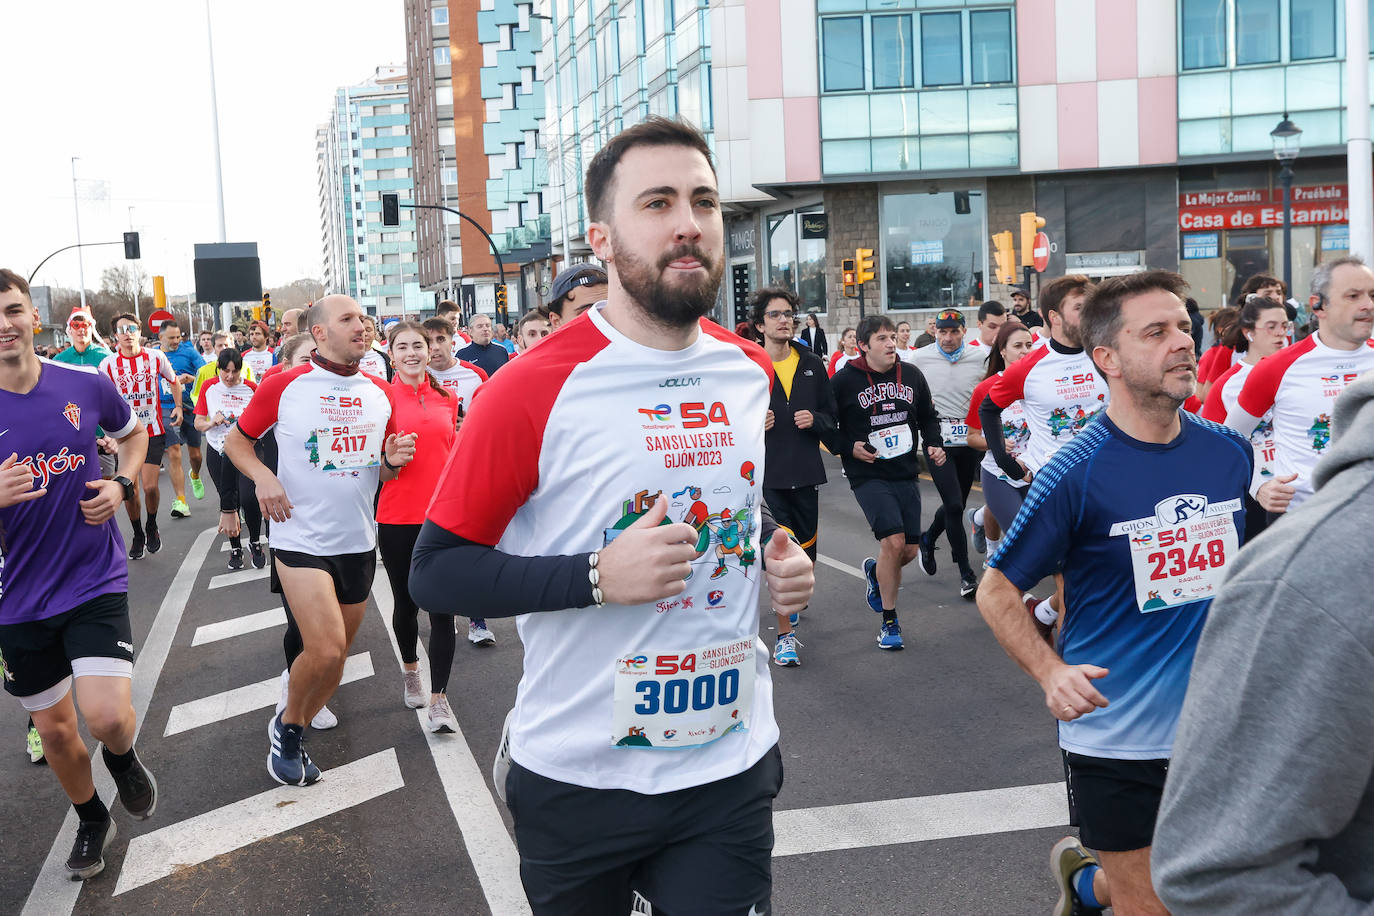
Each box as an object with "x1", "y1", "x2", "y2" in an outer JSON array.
[
  {"x1": 1017, "y1": 0, "x2": 1058, "y2": 85},
  {"x1": 1136, "y1": 76, "x2": 1178, "y2": 164},
  {"x1": 783, "y1": 97, "x2": 820, "y2": 182},
  {"x1": 1057, "y1": 82, "x2": 1100, "y2": 170},
  {"x1": 1095, "y1": 0, "x2": 1138, "y2": 81},
  {"x1": 744, "y1": 1, "x2": 783, "y2": 100}
]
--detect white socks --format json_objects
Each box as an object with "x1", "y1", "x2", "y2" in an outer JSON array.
[{"x1": 1034, "y1": 598, "x2": 1058, "y2": 625}]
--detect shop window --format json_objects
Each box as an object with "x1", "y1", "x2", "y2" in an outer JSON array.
[
  {"x1": 921, "y1": 13, "x2": 963, "y2": 87},
  {"x1": 822, "y1": 17, "x2": 866, "y2": 91},
  {"x1": 872, "y1": 15, "x2": 915, "y2": 90},
  {"x1": 1065, "y1": 183, "x2": 1147, "y2": 253},
  {"x1": 766, "y1": 208, "x2": 828, "y2": 314},
  {"x1": 1235, "y1": 0, "x2": 1280, "y2": 64},
  {"x1": 1290, "y1": 0, "x2": 1336, "y2": 60},
  {"x1": 881, "y1": 191, "x2": 985, "y2": 310},
  {"x1": 1182, "y1": 0, "x2": 1226, "y2": 70},
  {"x1": 970, "y1": 10, "x2": 1013, "y2": 84}
]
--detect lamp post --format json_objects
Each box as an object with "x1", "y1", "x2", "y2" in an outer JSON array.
[{"x1": 1270, "y1": 113, "x2": 1303, "y2": 296}]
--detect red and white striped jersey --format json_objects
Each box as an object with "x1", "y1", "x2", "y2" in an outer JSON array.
[
  {"x1": 426, "y1": 359, "x2": 487, "y2": 413},
  {"x1": 98, "y1": 349, "x2": 177, "y2": 436}
]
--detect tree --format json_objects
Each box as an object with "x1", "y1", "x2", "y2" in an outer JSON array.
[{"x1": 99, "y1": 264, "x2": 149, "y2": 305}]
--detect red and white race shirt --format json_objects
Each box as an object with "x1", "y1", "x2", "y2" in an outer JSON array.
[
  {"x1": 236, "y1": 362, "x2": 396, "y2": 555},
  {"x1": 987, "y1": 343, "x2": 1110, "y2": 473},
  {"x1": 99, "y1": 349, "x2": 177, "y2": 436},
  {"x1": 426, "y1": 359, "x2": 488, "y2": 413},
  {"x1": 242, "y1": 347, "x2": 275, "y2": 379},
  {"x1": 359, "y1": 348, "x2": 389, "y2": 378},
  {"x1": 426, "y1": 305, "x2": 779, "y2": 794},
  {"x1": 967, "y1": 373, "x2": 1031, "y2": 488},
  {"x1": 1231, "y1": 332, "x2": 1374, "y2": 506},
  {"x1": 1201, "y1": 361, "x2": 1278, "y2": 479},
  {"x1": 194, "y1": 378, "x2": 258, "y2": 453}
]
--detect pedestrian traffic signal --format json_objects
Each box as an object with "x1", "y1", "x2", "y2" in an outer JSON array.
[
  {"x1": 841, "y1": 258, "x2": 857, "y2": 298},
  {"x1": 382, "y1": 193, "x2": 400, "y2": 227},
  {"x1": 855, "y1": 248, "x2": 876, "y2": 285},
  {"x1": 123, "y1": 231, "x2": 141, "y2": 260},
  {"x1": 973, "y1": 270, "x2": 984, "y2": 299},
  {"x1": 992, "y1": 231, "x2": 1017, "y2": 285},
  {"x1": 495, "y1": 283, "x2": 509, "y2": 324},
  {"x1": 1020, "y1": 212, "x2": 1046, "y2": 268}
]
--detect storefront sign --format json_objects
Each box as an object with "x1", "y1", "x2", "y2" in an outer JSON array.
[
  {"x1": 1179, "y1": 184, "x2": 1352, "y2": 230},
  {"x1": 1322, "y1": 224, "x2": 1350, "y2": 251},
  {"x1": 729, "y1": 222, "x2": 757, "y2": 257},
  {"x1": 1066, "y1": 251, "x2": 1141, "y2": 269},
  {"x1": 910, "y1": 240, "x2": 944, "y2": 265},
  {"x1": 1182, "y1": 232, "x2": 1220, "y2": 260},
  {"x1": 800, "y1": 214, "x2": 829, "y2": 240}
]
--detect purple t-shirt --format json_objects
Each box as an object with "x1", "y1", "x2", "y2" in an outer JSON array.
[{"x1": 0, "y1": 359, "x2": 137, "y2": 625}]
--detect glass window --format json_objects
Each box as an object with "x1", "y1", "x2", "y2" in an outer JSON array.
[
  {"x1": 921, "y1": 13, "x2": 963, "y2": 87},
  {"x1": 882, "y1": 190, "x2": 986, "y2": 309},
  {"x1": 872, "y1": 15, "x2": 914, "y2": 90},
  {"x1": 968, "y1": 87, "x2": 1017, "y2": 131},
  {"x1": 869, "y1": 92, "x2": 918, "y2": 136},
  {"x1": 1290, "y1": 0, "x2": 1336, "y2": 60},
  {"x1": 1177, "y1": 71, "x2": 1232, "y2": 119},
  {"x1": 1181, "y1": 0, "x2": 1225, "y2": 70},
  {"x1": 919, "y1": 90, "x2": 969, "y2": 133},
  {"x1": 970, "y1": 10, "x2": 1012, "y2": 83},
  {"x1": 432, "y1": 7, "x2": 448, "y2": 26},
  {"x1": 435, "y1": 85, "x2": 453, "y2": 106},
  {"x1": 821, "y1": 139, "x2": 872, "y2": 173},
  {"x1": 1235, "y1": 0, "x2": 1279, "y2": 64},
  {"x1": 822, "y1": 17, "x2": 866, "y2": 91},
  {"x1": 969, "y1": 131, "x2": 1018, "y2": 167},
  {"x1": 871, "y1": 137, "x2": 919, "y2": 172},
  {"x1": 766, "y1": 209, "x2": 828, "y2": 313},
  {"x1": 434, "y1": 46, "x2": 451, "y2": 66},
  {"x1": 821, "y1": 95, "x2": 872, "y2": 138}
]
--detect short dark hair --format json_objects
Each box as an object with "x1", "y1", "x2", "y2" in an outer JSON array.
[
  {"x1": 978, "y1": 300, "x2": 1006, "y2": 321},
  {"x1": 516, "y1": 306, "x2": 553, "y2": 336},
  {"x1": 857, "y1": 314, "x2": 896, "y2": 348},
  {"x1": 0, "y1": 268, "x2": 30, "y2": 300},
  {"x1": 1039, "y1": 275, "x2": 1094, "y2": 324},
  {"x1": 111, "y1": 312, "x2": 138, "y2": 334},
  {"x1": 1240, "y1": 273, "x2": 1284, "y2": 297},
  {"x1": 583, "y1": 116, "x2": 716, "y2": 222},
  {"x1": 1081, "y1": 270, "x2": 1190, "y2": 368},
  {"x1": 895, "y1": 320, "x2": 911, "y2": 332},
  {"x1": 422, "y1": 317, "x2": 454, "y2": 338},
  {"x1": 748, "y1": 286, "x2": 799, "y2": 329},
  {"x1": 436, "y1": 299, "x2": 459, "y2": 316},
  {"x1": 216, "y1": 347, "x2": 244, "y2": 371}
]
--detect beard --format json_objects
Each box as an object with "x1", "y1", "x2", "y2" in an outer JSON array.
[
  {"x1": 1122, "y1": 353, "x2": 1197, "y2": 407},
  {"x1": 611, "y1": 233, "x2": 724, "y2": 329}
]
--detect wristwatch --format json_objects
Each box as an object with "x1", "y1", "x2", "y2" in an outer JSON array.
[{"x1": 113, "y1": 475, "x2": 136, "y2": 501}]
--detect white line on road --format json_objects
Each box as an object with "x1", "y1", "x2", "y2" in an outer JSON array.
[
  {"x1": 370, "y1": 574, "x2": 531, "y2": 915},
  {"x1": 164, "y1": 653, "x2": 374, "y2": 736},
  {"x1": 816, "y1": 553, "x2": 864, "y2": 580},
  {"x1": 191, "y1": 606, "x2": 286, "y2": 646},
  {"x1": 208, "y1": 566, "x2": 271, "y2": 589},
  {"x1": 772, "y1": 782, "x2": 1069, "y2": 857},
  {"x1": 113, "y1": 747, "x2": 406, "y2": 896},
  {"x1": 23, "y1": 526, "x2": 220, "y2": 916}
]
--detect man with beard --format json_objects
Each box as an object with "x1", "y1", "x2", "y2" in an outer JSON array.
[
  {"x1": 410, "y1": 116, "x2": 814, "y2": 916},
  {"x1": 977, "y1": 271, "x2": 1289, "y2": 916}
]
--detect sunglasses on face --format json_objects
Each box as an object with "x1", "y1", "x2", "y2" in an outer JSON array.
[{"x1": 115, "y1": 325, "x2": 139, "y2": 335}]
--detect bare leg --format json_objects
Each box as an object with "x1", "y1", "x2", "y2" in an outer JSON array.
[
  {"x1": 165, "y1": 442, "x2": 187, "y2": 503},
  {"x1": 875, "y1": 534, "x2": 919, "y2": 610},
  {"x1": 29, "y1": 691, "x2": 95, "y2": 804},
  {"x1": 1095, "y1": 847, "x2": 1169, "y2": 915}
]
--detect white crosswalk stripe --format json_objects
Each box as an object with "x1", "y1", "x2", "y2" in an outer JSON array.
[
  {"x1": 208, "y1": 566, "x2": 271, "y2": 589},
  {"x1": 191, "y1": 606, "x2": 286, "y2": 646}
]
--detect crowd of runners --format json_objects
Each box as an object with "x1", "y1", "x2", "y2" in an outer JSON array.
[{"x1": 3, "y1": 116, "x2": 1373, "y2": 914}]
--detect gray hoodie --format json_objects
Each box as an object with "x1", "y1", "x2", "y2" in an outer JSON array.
[{"x1": 1152, "y1": 372, "x2": 1374, "y2": 913}]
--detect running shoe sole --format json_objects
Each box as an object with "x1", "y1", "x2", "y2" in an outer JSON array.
[
  {"x1": 918, "y1": 536, "x2": 937, "y2": 576},
  {"x1": 1050, "y1": 835, "x2": 1100, "y2": 916},
  {"x1": 66, "y1": 820, "x2": 116, "y2": 881}
]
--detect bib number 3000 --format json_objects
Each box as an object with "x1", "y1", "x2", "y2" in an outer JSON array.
[{"x1": 612, "y1": 639, "x2": 755, "y2": 750}]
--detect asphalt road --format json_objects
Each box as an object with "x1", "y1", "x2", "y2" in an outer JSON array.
[{"x1": 2, "y1": 455, "x2": 1077, "y2": 916}]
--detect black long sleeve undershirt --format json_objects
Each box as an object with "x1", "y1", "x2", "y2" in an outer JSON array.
[{"x1": 979, "y1": 393, "x2": 1027, "y2": 480}]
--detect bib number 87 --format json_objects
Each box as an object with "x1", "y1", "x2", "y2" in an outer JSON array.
[
  {"x1": 1147, "y1": 539, "x2": 1226, "y2": 580},
  {"x1": 884, "y1": 434, "x2": 900, "y2": 449},
  {"x1": 634, "y1": 670, "x2": 740, "y2": 715}
]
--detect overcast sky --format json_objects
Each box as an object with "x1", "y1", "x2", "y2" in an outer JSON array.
[{"x1": 2, "y1": 1, "x2": 404, "y2": 298}]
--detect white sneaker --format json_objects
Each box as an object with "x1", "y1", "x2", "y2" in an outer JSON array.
[
  {"x1": 311, "y1": 705, "x2": 338, "y2": 730},
  {"x1": 468, "y1": 621, "x2": 496, "y2": 646},
  {"x1": 274, "y1": 669, "x2": 289, "y2": 717},
  {"x1": 427, "y1": 694, "x2": 458, "y2": 733},
  {"x1": 403, "y1": 669, "x2": 426, "y2": 709}
]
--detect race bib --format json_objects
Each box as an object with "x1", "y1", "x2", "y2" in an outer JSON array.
[
  {"x1": 612, "y1": 638, "x2": 755, "y2": 750},
  {"x1": 939, "y1": 417, "x2": 969, "y2": 448},
  {"x1": 1111, "y1": 494, "x2": 1241, "y2": 613},
  {"x1": 135, "y1": 404, "x2": 156, "y2": 429},
  {"x1": 867, "y1": 424, "x2": 913, "y2": 459},
  {"x1": 314, "y1": 420, "x2": 381, "y2": 470}
]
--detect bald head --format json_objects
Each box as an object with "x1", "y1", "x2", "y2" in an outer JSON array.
[
  {"x1": 304, "y1": 295, "x2": 368, "y2": 364},
  {"x1": 280, "y1": 308, "x2": 304, "y2": 338}
]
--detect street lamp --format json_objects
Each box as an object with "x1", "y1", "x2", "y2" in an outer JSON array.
[{"x1": 1271, "y1": 112, "x2": 1303, "y2": 296}]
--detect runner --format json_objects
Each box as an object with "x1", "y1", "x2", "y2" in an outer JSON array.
[
  {"x1": 277, "y1": 309, "x2": 304, "y2": 354},
  {"x1": 422, "y1": 317, "x2": 488, "y2": 416},
  {"x1": 965, "y1": 301, "x2": 1008, "y2": 349},
  {"x1": 455, "y1": 313, "x2": 510, "y2": 376},
  {"x1": 909, "y1": 308, "x2": 988, "y2": 599},
  {"x1": 358, "y1": 315, "x2": 392, "y2": 379},
  {"x1": 832, "y1": 314, "x2": 946, "y2": 650},
  {"x1": 192, "y1": 332, "x2": 256, "y2": 402},
  {"x1": 242, "y1": 320, "x2": 276, "y2": 379},
  {"x1": 377, "y1": 321, "x2": 461, "y2": 731},
  {"x1": 976, "y1": 270, "x2": 1287, "y2": 916},
  {"x1": 964, "y1": 320, "x2": 1036, "y2": 559},
  {"x1": 224, "y1": 294, "x2": 415, "y2": 786},
  {"x1": 545, "y1": 263, "x2": 608, "y2": 329},
  {"x1": 1195, "y1": 305, "x2": 1240, "y2": 401},
  {"x1": 1199, "y1": 296, "x2": 1290, "y2": 539},
  {"x1": 99, "y1": 312, "x2": 182, "y2": 559},
  {"x1": 827, "y1": 326, "x2": 858, "y2": 376},
  {"x1": 193, "y1": 348, "x2": 265, "y2": 570},
  {"x1": 754, "y1": 286, "x2": 838, "y2": 666},
  {"x1": 53, "y1": 307, "x2": 115, "y2": 479},
  {"x1": 0, "y1": 268, "x2": 158, "y2": 879},
  {"x1": 410, "y1": 116, "x2": 812, "y2": 915},
  {"x1": 195, "y1": 330, "x2": 215, "y2": 357},
  {"x1": 895, "y1": 320, "x2": 913, "y2": 354},
  {"x1": 155, "y1": 318, "x2": 206, "y2": 518},
  {"x1": 513, "y1": 307, "x2": 553, "y2": 354}
]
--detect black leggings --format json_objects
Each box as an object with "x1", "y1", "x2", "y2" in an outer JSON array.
[
  {"x1": 924, "y1": 445, "x2": 981, "y2": 577},
  {"x1": 378, "y1": 522, "x2": 456, "y2": 695},
  {"x1": 205, "y1": 445, "x2": 262, "y2": 548}
]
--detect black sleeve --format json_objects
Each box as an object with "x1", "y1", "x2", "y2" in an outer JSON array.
[
  {"x1": 808, "y1": 366, "x2": 842, "y2": 453},
  {"x1": 979, "y1": 394, "x2": 1025, "y2": 479},
  {"x1": 409, "y1": 521, "x2": 595, "y2": 617}
]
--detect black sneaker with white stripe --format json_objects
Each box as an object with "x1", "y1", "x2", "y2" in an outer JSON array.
[
  {"x1": 110, "y1": 748, "x2": 158, "y2": 820},
  {"x1": 66, "y1": 817, "x2": 116, "y2": 880},
  {"x1": 268, "y1": 712, "x2": 321, "y2": 786}
]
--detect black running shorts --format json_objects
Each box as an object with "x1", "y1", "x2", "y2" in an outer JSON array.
[
  {"x1": 850, "y1": 477, "x2": 923, "y2": 543},
  {"x1": 1062, "y1": 750, "x2": 1169, "y2": 852},
  {"x1": 0, "y1": 592, "x2": 134, "y2": 700},
  {"x1": 763, "y1": 486, "x2": 819, "y2": 561},
  {"x1": 144, "y1": 433, "x2": 167, "y2": 467},
  {"x1": 271, "y1": 549, "x2": 377, "y2": 605}
]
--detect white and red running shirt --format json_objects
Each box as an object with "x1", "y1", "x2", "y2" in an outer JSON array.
[
  {"x1": 98, "y1": 348, "x2": 178, "y2": 436},
  {"x1": 426, "y1": 305, "x2": 779, "y2": 794},
  {"x1": 967, "y1": 373, "x2": 1031, "y2": 488},
  {"x1": 359, "y1": 348, "x2": 389, "y2": 378},
  {"x1": 1200, "y1": 361, "x2": 1278, "y2": 479},
  {"x1": 426, "y1": 359, "x2": 488, "y2": 413},
  {"x1": 1228, "y1": 332, "x2": 1374, "y2": 507},
  {"x1": 242, "y1": 346, "x2": 275, "y2": 379},
  {"x1": 194, "y1": 377, "x2": 258, "y2": 453},
  {"x1": 987, "y1": 343, "x2": 1110, "y2": 473},
  {"x1": 236, "y1": 361, "x2": 396, "y2": 555}
]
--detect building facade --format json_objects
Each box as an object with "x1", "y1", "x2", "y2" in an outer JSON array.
[{"x1": 316, "y1": 66, "x2": 427, "y2": 319}]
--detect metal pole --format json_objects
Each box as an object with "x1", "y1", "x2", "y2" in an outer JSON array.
[
  {"x1": 441, "y1": 149, "x2": 454, "y2": 300},
  {"x1": 205, "y1": 0, "x2": 227, "y2": 243},
  {"x1": 1281, "y1": 163, "x2": 1294, "y2": 295},
  {"x1": 71, "y1": 157, "x2": 88, "y2": 310},
  {"x1": 128, "y1": 207, "x2": 141, "y2": 322},
  {"x1": 1348, "y1": 0, "x2": 1373, "y2": 260}
]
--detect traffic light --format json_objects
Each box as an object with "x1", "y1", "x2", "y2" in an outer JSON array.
[
  {"x1": 973, "y1": 270, "x2": 984, "y2": 299},
  {"x1": 992, "y1": 231, "x2": 1017, "y2": 285},
  {"x1": 855, "y1": 248, "x2": 876, "y2": 285},
  {"x1": 254, "y1": 292, "x2": 269, "y2": 322},
  {"x1": 841, "y1": 258, "x2": 857, "y2": 298},
  {"x1": 1020, "y1": 211, "x2": 1046, "y2": 268},
  {"x1": 381, "y1": 193, "x2": 400, "y2": 227},
  {"x1": 495, "y1": 283, "x2": 509, "y2": 324},
  {"x1": 123, "y1": 231, "x2": 141, "y2": 260}
]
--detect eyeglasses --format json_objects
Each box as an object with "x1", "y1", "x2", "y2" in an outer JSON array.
[
  {"x1": 115, "y1": 325, "x2": 139, "y2": 335},
  {"x1": 1258, "y1": 321, "x2": 1294, "y2": 333},
  {"x1": 764, "y1": 310, "x2": 794, "y2": 321}
]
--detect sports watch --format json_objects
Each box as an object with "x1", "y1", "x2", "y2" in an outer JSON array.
[{"x1": 114, "y1": 475, "x2": 136, "y2": 501}]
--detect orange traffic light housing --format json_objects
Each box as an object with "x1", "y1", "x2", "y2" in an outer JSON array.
[
  {"x1": 992, "y1": 231, "x2": 1017, "y2": 285},
  {"x1": 1020, "y1": 212, "x2": 1047, "y2": 268},
  {"x1": 855, "y1": 248, "x2": 876, "y2": 285},
  {"x1": 841, "y1": 258, "x2": 857, "y2": 298}
]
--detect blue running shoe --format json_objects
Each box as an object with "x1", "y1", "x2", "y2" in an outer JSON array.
[
  {"x1": 268, "y1": 713, "x2": 321, "y2": 786},
  {"x1": 787, "y1": 611, "x2": 800, "y2": 628},
  {"x1": 773, "y1": 633, "x2": 801, "y2": 667},
  {"x1": 862, "y1": 557, "x2": 883, "y2": 613},
  {"x1": 967, "y1": 506, "x2": 987, "y2": 554},
  {"x1": 877, "y1": 620, "x2": 904, "y2": 650}
]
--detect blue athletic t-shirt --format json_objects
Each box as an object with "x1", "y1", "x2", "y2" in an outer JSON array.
[{"x1": 989, "y1": 409, "x2": 1253, "y2": 760}]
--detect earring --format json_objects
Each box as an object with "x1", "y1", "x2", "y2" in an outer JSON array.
[{"x1": 1246, "y1": 333, "x2": 1254, "y2": 341}]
